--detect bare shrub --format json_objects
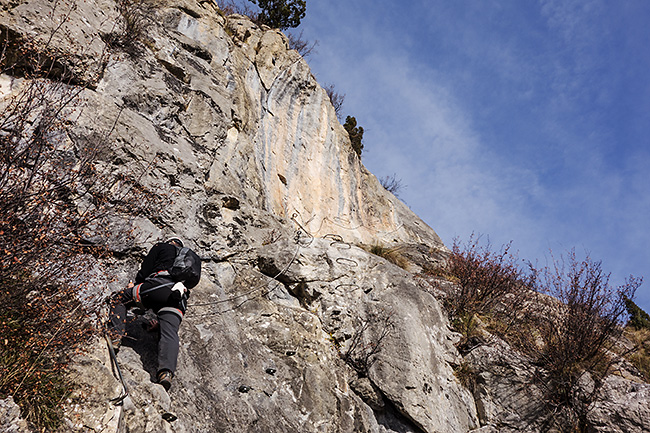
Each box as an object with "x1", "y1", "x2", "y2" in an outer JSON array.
[
  {"x1": 0, "y1": 71, "x2": 97, "y2": 430},
  {"x1": 527, "y1": 251, "x2": 641, "y2": 411},
  {"x1": 287, "y1": 30, "x2": 317, "y2": 58},
  {"x1": 104, "y1": 0, "x2": 154, "y2": 54},
  {"x1": 426, "y1": 235, "x2": 538, "y2": 357},
  {"x1": 323, "y1": 83, "x2": 344, "y2": 120},
  {"x1": 0, "y1": 28, "x2": 162, "y2": 429},
  {"x1": 441, "y1": 235, "x2": 533, "y2": 321},
  {"x1": 430, "y1": 234, "x2": 645, "y2": 430},
  {"x1": 0, "y1": 281, "x2": 94, "y2": 429},
  {"x1": 218, "y1": 0, "x2": 260, "y2": 18},
  {"x1": 342, "y1": 312, "x2": 394, "y2": 377},
  {"x1": 379, "y1": 174, "x2": 405, "y2": 198}
]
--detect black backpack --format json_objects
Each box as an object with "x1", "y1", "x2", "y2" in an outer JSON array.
[{"x1": 169, "y1": 246, "x2": 202, "y2": 288}]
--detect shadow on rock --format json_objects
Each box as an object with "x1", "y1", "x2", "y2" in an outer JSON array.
[{"x1": 123, "y1": 311, "x2": 161, "y2": 383}]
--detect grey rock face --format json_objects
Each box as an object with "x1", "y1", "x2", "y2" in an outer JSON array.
[
  {"x1": 2, "y1": 0, "x2": 443, "y2": 249},
  {"x1": 0, "y1": 0, "x2": 117, "y2": 85},
  {"x1": 1, "y1": 1, "x2": 647, "y2": 432},
  {"x1": 66, "y1": 225, "x2": 476, "y2": 432},
  {"x1": 587, "y1": 375, "x2": 650, "y2": 433},
  {"x1": 62, "y1": 340, "x2": 124, "y2": 432},
  {"x1": 256, "y1": 238, "x2": 478, "y2": 432},
  {"x1": 0, "y1": 1, "x2": 459, "y2": 430},
  {"x1": 0, "y1": 397, "x2": 30, "y2": 433},
  {"x1": 464, "y1": 338, "x2": 548, "y2": 432}
]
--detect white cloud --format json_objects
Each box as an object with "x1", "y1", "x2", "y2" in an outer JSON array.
[{"x1": 301, "y1": 0, "x2": 650, "y2": 311}]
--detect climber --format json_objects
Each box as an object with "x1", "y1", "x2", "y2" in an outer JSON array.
[{"x1": 106, "y1": 237, "x2": 201, "y2": 391}]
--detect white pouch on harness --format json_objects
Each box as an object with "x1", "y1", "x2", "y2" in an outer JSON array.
[{"x1": 171, "y1": 282, "x2": 187, "y2": 297}]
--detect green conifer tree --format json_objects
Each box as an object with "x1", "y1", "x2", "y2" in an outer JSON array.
[
  {"x1": 249, "y1": 0, "x2": 306, "y2": 29},
  {"x1": 344, "y1": 115, "x2": 364, "y2": 157},
  {"x1": 625, "y1": 296, "x2": 650, "y2": 330}
]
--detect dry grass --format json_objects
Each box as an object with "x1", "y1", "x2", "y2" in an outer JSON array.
[
  {"x1": 625, "y1": 328, "x2": 650, "y2": 381},
  {"x1": 365, "y1": 243, "x2": 409, "y2": 270}
]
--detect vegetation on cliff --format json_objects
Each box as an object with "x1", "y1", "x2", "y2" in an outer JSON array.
[
  {"x1": 343, "y1": 115, "x2": 364, "y2": 157},
  {"x1": 1, "y1": 2, "x2": 647, "y2": 431},
  {"x1": 0, "y1": 30, "x2": 100, "y2": 428},
  {"x1": 220, "y1": 0, "x2": 306, "y2": 29},
  {"x1": 428, "y1": 236, "x2": 645, "y2": 431},
  {"x1": 0, "y1": 18, "x2": 162, "y2": 428}
]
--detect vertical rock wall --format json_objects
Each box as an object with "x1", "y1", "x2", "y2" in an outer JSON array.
[
  {"x1": 1, "y1": 1, "x2": 462, "y2": 432},
  {"x1": 2, "y1": 2, "x2": 648, "y2": 433}
]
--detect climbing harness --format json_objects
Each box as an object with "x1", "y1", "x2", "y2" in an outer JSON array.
[{"x1": 104, "y1": 333, "x2": 129, "y2": 405}]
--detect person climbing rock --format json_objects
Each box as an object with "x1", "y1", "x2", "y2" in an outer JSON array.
[{"x1": 107, "y1": 237, "x2": 201, "y2": 391}]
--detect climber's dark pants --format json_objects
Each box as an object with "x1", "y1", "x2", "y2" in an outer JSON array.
[
  {"x1": 108, "y1": 276, "x2": 185, "y2": 375},
  {"x1": 158, "y1": 311, "x2": 181, "y2": 374}
]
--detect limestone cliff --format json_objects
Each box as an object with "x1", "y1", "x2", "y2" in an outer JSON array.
[{"x1": 1, "y1": 1, "x2": 648, "y2": 432}]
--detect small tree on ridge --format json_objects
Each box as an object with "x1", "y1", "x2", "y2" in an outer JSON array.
[
  {"x1": 250, "y1": 0, "x2": 306, "y2": 29},
  {"x1": 344, "y1": 115, "x2": 364, "y2": 157}
]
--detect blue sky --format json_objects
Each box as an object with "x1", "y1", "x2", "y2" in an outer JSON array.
[{"x1": 275, "y1": 1, "x2": 650, "y2": 312}]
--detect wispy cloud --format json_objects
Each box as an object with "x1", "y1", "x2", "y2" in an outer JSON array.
[{"x1": 301, "y1": 0, "x2": 650, "y2": 310}]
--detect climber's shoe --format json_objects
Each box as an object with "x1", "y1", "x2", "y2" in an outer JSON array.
[{"x1": 157, "y1": 369, "x2": 173, "y2": 391}]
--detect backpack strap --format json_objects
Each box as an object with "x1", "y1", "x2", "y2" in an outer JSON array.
[{"x1": 147, "y1": 270, "x2": 170, "y2": 279}]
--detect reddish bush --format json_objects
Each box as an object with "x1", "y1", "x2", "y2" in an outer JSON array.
[
  {"x1": 442, "y1": 235, "x2": 533, "y2": 321},
  {"x1": 530, "y1": 251, "x2": 641, "y2": 410},
  {"x1": 0, "y1": 21, "x2": 161, "y2": 428}
]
